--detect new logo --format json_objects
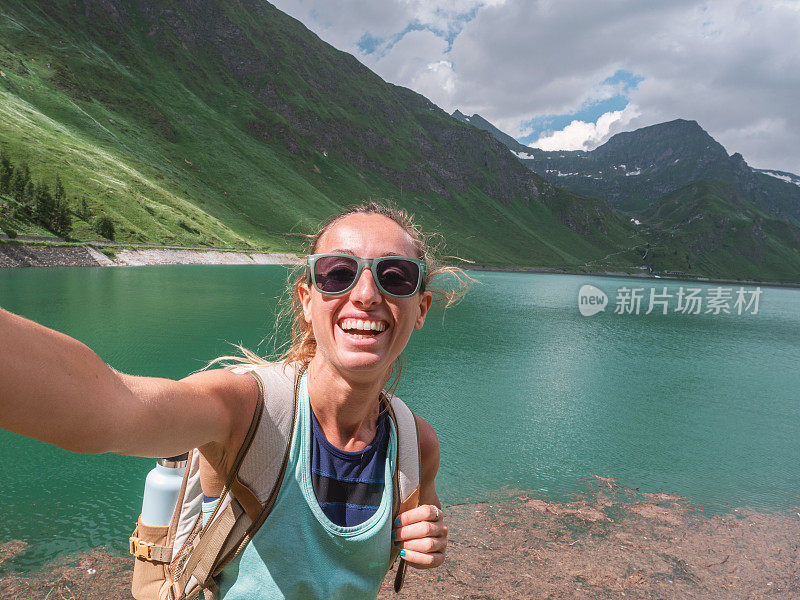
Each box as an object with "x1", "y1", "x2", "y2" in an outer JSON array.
[{"x1": 578, "y1": 284, "x2": 608, "y2": 316}]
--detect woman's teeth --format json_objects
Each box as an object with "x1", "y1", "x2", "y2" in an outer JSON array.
[{"x1": 339, "y1": 319, "x2": 387, "y2": 336}]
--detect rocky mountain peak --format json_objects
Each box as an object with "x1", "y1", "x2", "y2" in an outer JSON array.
[
  {"x1": 591, "y1": 119, "x2": 725, "y2": 165},
  {"x1": 730, "y1": 152, "x2": 749, "y2": 169}
]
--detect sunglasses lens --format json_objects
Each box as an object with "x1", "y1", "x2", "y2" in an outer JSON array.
[
  {"x1": 376, "y1": 259, "x2": 420, "y2": 297},
  {"x1": 313, "y1": 256, "x2": 359, "y2": 293}
]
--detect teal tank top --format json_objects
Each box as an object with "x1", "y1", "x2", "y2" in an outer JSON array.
[{"x1": 202, "y1": 371, "x2": 397, "y2": 599}]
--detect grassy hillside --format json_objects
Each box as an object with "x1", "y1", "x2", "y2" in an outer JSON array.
[
  {"x1": 0, "y1": 0, "x2": 646, "y2": 270},
  {"x1": 639, "y1": 180, "x2": 800, "y2": 282},
  {"x1": 456, "y1": 112, "x2": 800, "y2": 225},
  {"x1": 452, "y1": 110, "x2": 800, "y2": 281}
]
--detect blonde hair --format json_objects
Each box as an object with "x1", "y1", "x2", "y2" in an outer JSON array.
[{"x1": 211, "y1": 201, "x2": 470, "y2": 395}]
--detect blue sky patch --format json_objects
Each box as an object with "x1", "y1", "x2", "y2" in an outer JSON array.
[
  {"x1": 356, "y1": 8, "x2": 480, "y2": 57},
  {"x1": 602, "y1": 69, "x2": 644, "y2": 90},
  {"x1": 356, "y1": 32, "x2": 383, "y2": 55},
  {"x1": 357, "y1": 22, "x2": 428, "y2": 57},
  {"x1": 517, "y1": 70, "x2": 643, "y2": 145}
]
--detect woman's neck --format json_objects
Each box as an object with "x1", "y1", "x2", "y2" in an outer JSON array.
[{"x1": 306, "y1": 358, "x2": 390, "y2": 451}]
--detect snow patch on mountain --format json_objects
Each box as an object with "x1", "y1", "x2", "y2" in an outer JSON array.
[{"x1": 759, "y1": 169, "x2": 800, "y2": 186}]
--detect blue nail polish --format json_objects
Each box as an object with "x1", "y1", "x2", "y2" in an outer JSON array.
[
  {"x1": 393, "y1": 540, "x2": 399, "y2": 546},
  {"x1": 399, "y1": 549, "x2": 406, "y2": 557},
  {"x1": 394, "y1": 518, "x2": 401, "y2": 526},
  {"x1": 391, "y1": 531, "x2": 396, "y2": 539}
]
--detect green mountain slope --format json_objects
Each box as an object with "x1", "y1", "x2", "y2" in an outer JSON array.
[
  {"x1": 638, "y1": 180, "x2": 800, "y2": 282},
  {"x1": 453, "y1": 112, "x2": 800, "y2": 225},
  {"x1": 0, "y1": 0, "x2": 643, "y2": 269},
  {"x1": 451, "y1": 110, "x2": 800, "y2": 281}
]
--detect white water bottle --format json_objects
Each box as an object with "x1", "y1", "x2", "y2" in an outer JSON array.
[{"x1": 140, "y1": 453, "x2": 188, "y2": 527}]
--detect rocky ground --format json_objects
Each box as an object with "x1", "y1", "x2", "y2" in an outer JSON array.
[
  {"x1": 0, "y1": 242, "x2": 301, "y2": 268},
  {"x1": 1, "y1": 478, "x2": 797, "y2": 600},
  {"x1": 379, "y1": 480, "x2": 800, "y2": 599},
  {"x1": 0, "y1": 244, "x2": 101, "y2": 267}
]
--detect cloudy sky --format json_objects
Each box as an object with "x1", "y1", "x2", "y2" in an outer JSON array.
[{"x1": 270, "y1": 0, "x2": 800, "y2": 174}]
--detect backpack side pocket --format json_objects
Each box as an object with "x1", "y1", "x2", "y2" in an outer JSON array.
[{"x1": 131, "y1": 515, "x2": 172, "y2": 600}]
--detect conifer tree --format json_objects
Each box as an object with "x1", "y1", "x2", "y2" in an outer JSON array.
[
  {"x1": 34, "y1": 181, "x2": 55, "y2": 226},
  {"x1": 11, "y1": 163, "x2": 30, "y2": 202},
  {"x1": 51, "y1": 200, "x2": 72, "y2": 237},
  {"x1": 0, "y1": 151, "x2": 12, "y2": 195},
  {"x1": 50, "y1": 175, "x2": 72, "y2": 236},
  {"x1": 54, "y1": 174, "x2": 66, "y2": 204},
  {"x1": 92, "y1": 215, "x2": 115, "y2": 240},
  {"x1": 23, "y1": 181, "x2": 35, "y2": 211},
  {"x1": 79, "y1": 197, "x2": 90, "y2": 221}
]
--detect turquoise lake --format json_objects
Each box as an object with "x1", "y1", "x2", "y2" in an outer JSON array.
[{"x1": 0, "y1": 265, "x2": 798, "y2": 571}]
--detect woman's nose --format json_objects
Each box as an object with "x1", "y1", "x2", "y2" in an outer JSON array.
[{"x1": 349, "y1": 266, "x2": 382, "y2": 306}]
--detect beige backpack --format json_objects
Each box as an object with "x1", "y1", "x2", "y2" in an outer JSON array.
[{"x1": 129, "y1": 362, "x2": 421, "y2": 600}]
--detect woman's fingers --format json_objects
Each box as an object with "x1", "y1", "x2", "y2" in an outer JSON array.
[
  {"x1": 394, "y1": 518, "x2": 447, "y2": 542},
  {"x1": 398, "y1": 548, "x2": 445, "y2": 568},
  {"x1": 396, "y1": 534, "x2": 447, "y2": 554},
  {"x1": 393, "y1": 503, "x2": 448, "y2": 569},
  {"x1": 395, "y1": 504, "x2": 442, "y2": 526},
  {"x1": 393, "y1": 504, "x2": 447, "y2": 542}
]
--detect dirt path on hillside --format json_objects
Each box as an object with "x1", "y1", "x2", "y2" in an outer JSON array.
[{"x1": 2, "y1": 478, "x2": 798, "y2": 599}]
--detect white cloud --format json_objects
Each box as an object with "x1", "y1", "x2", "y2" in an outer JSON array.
[
  {"x1": 530, "y1": 104, "x2": 641, "y2": 151},
  {"x1": 269, "y1": 0, "x2": 502, "y2": 54},
  {"x1": 447, "y1": 0, "x2": 800, "y2": 172},
  {"x1": 270, "y1": 0, "x2": 800, "y2": 173},
  {"x1": 361, "y1": 29, "x2": 455, "y2": 99}
]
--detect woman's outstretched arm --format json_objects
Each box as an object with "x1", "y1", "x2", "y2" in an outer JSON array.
[{"x1": 0, "y1": 307, "x2": 257, "y2": 458}]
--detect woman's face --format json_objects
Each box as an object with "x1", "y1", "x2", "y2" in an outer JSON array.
[{"x1": 299, "y1": 213, "x2": 433, "y2": 380}]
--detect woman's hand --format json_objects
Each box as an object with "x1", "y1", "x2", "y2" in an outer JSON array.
[
  {"x1": 396, "y1": 415, "x2": 447, "y2": 569},
  {"x1": 393, "y1": 503, "x2": 448, "y2": 568}
]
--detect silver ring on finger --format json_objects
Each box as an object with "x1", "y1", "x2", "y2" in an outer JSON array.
[{"x1": 433, "y1": 506, "x2": 440, "y2": 521}]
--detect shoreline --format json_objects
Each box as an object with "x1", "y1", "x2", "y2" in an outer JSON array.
[
  {"x1": 468, "y1": 263, "x2": 800, "y2": 289},
  {"x1": 1, "y1": 240, "x2": 798, "y2": 288},
  {"x1": 1, "y1": 480, "x2": 798, "y2": 599},
  {"x1": 0, "y1": 240, "x2": 302, "y2": 268}
]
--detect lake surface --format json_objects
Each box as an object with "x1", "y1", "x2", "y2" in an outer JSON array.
[{"x1": 1, "y1": 265, "x2": 798, "y2": 571}]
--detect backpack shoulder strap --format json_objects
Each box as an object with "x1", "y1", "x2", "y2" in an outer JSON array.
[
  {"x1": 171, "y1": 362, "x2": 300, "y2": 599},
  {"x1": 211, "y1": 361, "x2": 300, "y2": 568},
  {"x1": 387, "y1": 393, "x2": 422, "y2": 510},
  {"x1": 384, "y1": 392, "x2": 422, "y2": 593}
]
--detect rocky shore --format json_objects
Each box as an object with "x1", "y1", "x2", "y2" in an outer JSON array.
[
  {"x1": 0, "y1": 242, "x2": 301, "y2": 268},
  {"x1": 2, "y1": 241, "x2": 798, "y2": 288},
  {"x1": 1, "y1": 479, "x2": 798, "y2": 600},
  {"x1": 0, "y1": 243, "x2": 102, "y2": 268}
]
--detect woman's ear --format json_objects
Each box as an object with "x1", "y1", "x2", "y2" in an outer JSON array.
[
  {"x1": 298, "y1": 281, "x2": 313, "y2": 324},
  {"x1": 414, "y1": 291, "x2": 433, "y2": 330}
]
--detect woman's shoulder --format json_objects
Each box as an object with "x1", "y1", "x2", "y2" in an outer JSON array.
[
  {"x1": 182, "y1": 366, "x2": 261, "y2": 450},
  {"x1": 181, "y1": 365, "x2": 261, "y2": 404}
]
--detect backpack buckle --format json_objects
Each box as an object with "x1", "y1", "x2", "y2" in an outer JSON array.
[{"x1": 130, "y1": 536, "x2": 155, "y2": 560}]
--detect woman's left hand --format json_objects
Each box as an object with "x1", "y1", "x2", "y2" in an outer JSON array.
[{"x1": 393, "y1": 504, "x2": 448, "y2": 568}]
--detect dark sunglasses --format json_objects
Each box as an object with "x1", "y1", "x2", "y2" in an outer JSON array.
[{"x1": 306, "y1": 253, "x2": 427, "y2": 298}]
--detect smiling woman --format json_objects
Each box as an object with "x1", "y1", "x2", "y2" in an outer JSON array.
[
  {"x1": 270, "y1": 203, "x2": 466, "y2": 391},
  {"x1": 299, "y1": 213, "x2": 432, "y2": 382},
  {"x1": 0, "y1": 200, "x2": 468, "y2": 600}
]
